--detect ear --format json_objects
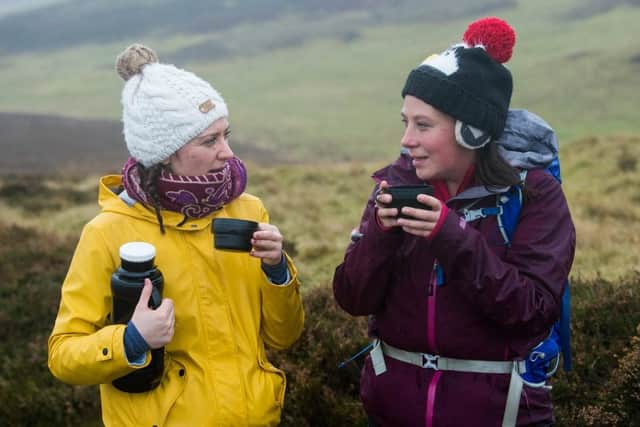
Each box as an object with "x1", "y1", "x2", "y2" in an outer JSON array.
[{"x1": 455, "y1": 120, "x2": 491, "y2": 149}]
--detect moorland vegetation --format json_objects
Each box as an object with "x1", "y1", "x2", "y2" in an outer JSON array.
[{"x1": 1, "y1": 0, "x2": 639, "y2": 425}]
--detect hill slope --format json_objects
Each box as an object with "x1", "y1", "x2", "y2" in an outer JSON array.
[
  {"x1": 0, "y1": 112, "x2": 280, "y2": 175},
  {"x1": 0, "y1": 0, "x2": 511, "y2": 54},
  {"x1": 0, "y1": 112, "x2": 125, "y2": 174},
  {"x1": 0, "y1": 0, "x2": 638, "y2": 163}
]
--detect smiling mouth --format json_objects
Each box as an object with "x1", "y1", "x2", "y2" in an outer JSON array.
[{"x1": 411, "y1": 155, "x2": 428, "y2": 161}]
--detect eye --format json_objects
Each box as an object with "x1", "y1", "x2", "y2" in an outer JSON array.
[
  {"x1": 224, "y1": 128, "x2": 231, "y2": 139},
  {"x1": 416, "y1": 122, "x2": 431, "y2": 130},
  {"x1": 401, "y1": 118, "x2": 408, "y2": 128}
]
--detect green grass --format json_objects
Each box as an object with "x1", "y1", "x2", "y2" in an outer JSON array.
[
  {"x1": 246, "y1": 162, "x2": 376, "y2": 286},
  {"x1": 0, "y1": 0, "x2": 639, "y2": 162},
  {"x1": 560, "y1": 135, "x2": 640, "y2": 280},
  {"x1": 2, "y1": 133, "x2": 638, "y2": 285}
]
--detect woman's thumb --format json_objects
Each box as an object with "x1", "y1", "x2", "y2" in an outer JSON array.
[{"x1": 136, "y1": 278, "x2": 153, "y2": 309}]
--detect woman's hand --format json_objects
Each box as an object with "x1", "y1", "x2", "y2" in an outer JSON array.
[
  {"x1": 396, "y1": 193, "x2": 443, "y2": 238},
  {"x1": 130, "y1": 279, "x2": 175, "y2": 349},
  {"x1": 251, "y1": 223, "x2": 284, "y2": 265},
  {"x1": 375, "y1": 180, "x2": 401, "y2": 229},
  {"x1": 375, "y1": 180, "x2": 443, "y2": 237}
]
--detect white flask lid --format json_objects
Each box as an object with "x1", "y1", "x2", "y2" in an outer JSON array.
[{"x1": 119, "y1": 242, "x2": 156, "y2": 263}]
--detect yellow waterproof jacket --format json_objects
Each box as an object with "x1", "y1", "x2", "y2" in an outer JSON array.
[{"x1": 48, "y1": 175, "x2": 304, "y2": 427}]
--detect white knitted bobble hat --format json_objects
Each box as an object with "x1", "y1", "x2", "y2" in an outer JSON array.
[{"x1": 116, "y1": 44, "x2": 229, "y2": 167}]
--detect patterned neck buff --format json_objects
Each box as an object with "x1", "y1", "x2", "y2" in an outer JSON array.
[{"x1": 121, "y1": 156, "x2": 247, "y2": 218}]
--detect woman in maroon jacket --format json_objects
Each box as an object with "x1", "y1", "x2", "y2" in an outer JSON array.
[{"x1": 333, "y1": 17, "x2": 575, "y2": 427}]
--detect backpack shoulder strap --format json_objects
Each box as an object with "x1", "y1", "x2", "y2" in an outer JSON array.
[{"x1": 496, "y1": 170, "x2": 527, "y2": 246}]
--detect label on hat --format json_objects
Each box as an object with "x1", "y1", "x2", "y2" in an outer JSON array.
[{"x1": 199, "y1": 99, "x2": 215, "y2": 113}]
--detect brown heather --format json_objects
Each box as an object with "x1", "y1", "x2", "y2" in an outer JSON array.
[{"x1": 1, "y1": 135, "x2": 639, "y2": 426}]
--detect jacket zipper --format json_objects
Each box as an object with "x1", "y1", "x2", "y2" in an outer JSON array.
[
  {"x1": 426, "y1": 260, "x2": 438, "y2": 351},
  {"x1": 425, "y1": 260, "x2": 441, "y2": 427}
]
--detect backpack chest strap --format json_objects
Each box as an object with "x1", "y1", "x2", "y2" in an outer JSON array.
[{"x1": 459, "y1": 171, "x2": 528, "y2": 245}]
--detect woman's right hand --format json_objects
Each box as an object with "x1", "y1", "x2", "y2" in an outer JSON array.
[
  {"x1": 130, "y1": 279, "x2": 175, "y2": 349},
  {"x1": 375, "y1": 180, "x2": 401, "y2": 229}
]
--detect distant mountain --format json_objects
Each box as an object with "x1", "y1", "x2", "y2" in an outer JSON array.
[
  {"x1": 0, "y1": 0, "x2": 64, "y2": 17},
  {"x1": 0, "y1": 0, "x2": 632, "y2": 57},
  {"x1": 0, "y1": 0, "x2": 515, "y2": 55}
]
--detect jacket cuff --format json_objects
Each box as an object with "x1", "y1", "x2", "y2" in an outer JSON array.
[
  {"x1": 263, "y1": 251, "x2": 298, "y2": 288},
  {"x1": 124, "y1": 321, "x2": 150, "y2": 364},
  {"x1": 261, "y1": 254, "x2": 289, "y2": 285}
]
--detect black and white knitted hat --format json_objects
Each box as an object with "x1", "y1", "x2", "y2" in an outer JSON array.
[{"x1": 402, "y1": 17, "x2": 516, "y2": 141}]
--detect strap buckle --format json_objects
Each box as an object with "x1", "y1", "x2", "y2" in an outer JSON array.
[
  {"x1": 422, "y1": 353, "x2": 439, "y2": 370},
  {"x1": 462, "y1": 206, "x2": 503, "y2": 222}
]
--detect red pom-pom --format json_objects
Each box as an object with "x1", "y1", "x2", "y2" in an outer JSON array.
[{"x1": 463, "y1": 17, "x2": 515, "y2": 63}]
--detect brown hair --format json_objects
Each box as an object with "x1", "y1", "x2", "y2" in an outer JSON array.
[
  {"x1": 136, "y1": 163, "x2": 166, "y2": 234},
  {"x1": 475, "y1": 141, "x2": 521, "y2": 189}
]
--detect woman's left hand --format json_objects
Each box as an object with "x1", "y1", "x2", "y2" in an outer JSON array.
[
  {"x1": 251, "y1": 223, "x2": 284, "y2": 265},
  {"x1": 396, "y1": 194, "x2": 443, "y2": 238}
]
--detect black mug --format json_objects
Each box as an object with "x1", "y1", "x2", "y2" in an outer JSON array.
[
  {"x1": 110, "y1": 241, "x2": 164, "y2": 393},
  {"x1": 212, "y1": 218, "x2": 259, "y2": 251},
  {"x1": 378, "y1": 184, "x2": 434, "y2": 218},
  {"x1": 383, "y1": 184, "x2": 435, "y2": 218}
]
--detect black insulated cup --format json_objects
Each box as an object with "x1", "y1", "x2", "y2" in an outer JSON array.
[
  {"x1": 212, "y1": 218, "x2": 258, "y2": 251},
  {"x1": 384, "y1": 184, "x2": 435, "y2": 218},
  {"x1": 110, "y1": 241, "x2": 164, "y2": 393}
]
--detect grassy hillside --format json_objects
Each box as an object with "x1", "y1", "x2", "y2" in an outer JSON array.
[
  {"x1": 0, "y1": 0, "x2": 638, "y2": 163},
  {"x1": 1, "y1": 134, "x2": 638, "y2": 284}
]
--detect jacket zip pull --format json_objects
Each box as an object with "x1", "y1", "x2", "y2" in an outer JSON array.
[
  {"x1": 434, "y1": 260, "x2": 445, "y2": 287},
  {"x1": 427, "y1": 260, "x2": 442, "y2": 296}
]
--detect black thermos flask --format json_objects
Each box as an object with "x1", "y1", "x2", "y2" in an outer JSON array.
[{"x1": 110, "y1": 241, "x2": 164, "y2": 393}]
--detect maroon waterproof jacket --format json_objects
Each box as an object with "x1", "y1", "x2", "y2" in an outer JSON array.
[{"x1": 333, "y1": 154, "x2": 575, "y2": 427}]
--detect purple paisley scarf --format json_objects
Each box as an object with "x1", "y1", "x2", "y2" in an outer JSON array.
[{"x1": 121, "y1": 156, "x2": 247, "y2": 218}]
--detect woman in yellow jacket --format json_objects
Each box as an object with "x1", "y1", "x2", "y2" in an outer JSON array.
[{"x1": 48, "y1": 44, "x2": 304, "y2": 427}]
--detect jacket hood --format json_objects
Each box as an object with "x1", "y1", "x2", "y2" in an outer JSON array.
[{"x1": 98, "y1": 175, "x2": 214, "y2": 231}]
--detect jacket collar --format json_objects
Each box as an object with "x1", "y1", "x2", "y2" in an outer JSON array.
[{"x1": 98, "y1": 175, "x2": 216, "y2": 231}]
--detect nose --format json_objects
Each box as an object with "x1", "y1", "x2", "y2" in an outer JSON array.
[
  {"x1": 217, "y1": 139, "x2": 234, "y2": 160},
  {"x1": 400, "y1": 125, "x2": 417, "y2": 149}
]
